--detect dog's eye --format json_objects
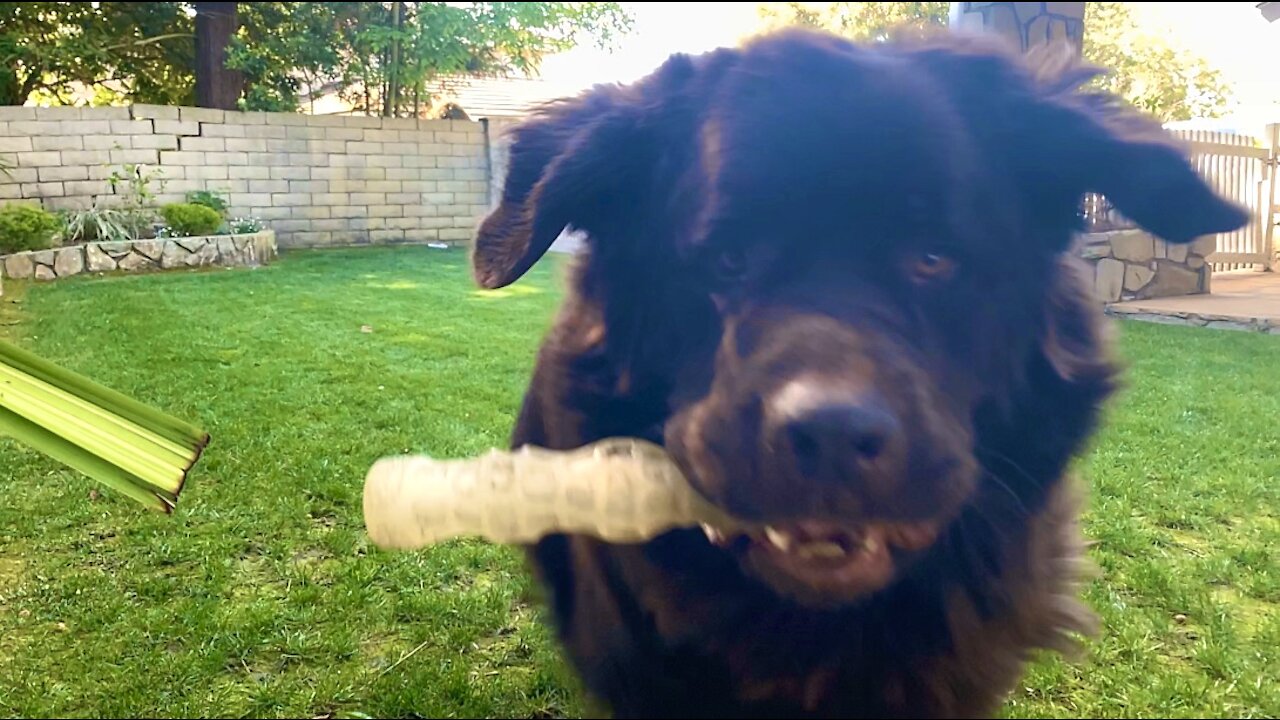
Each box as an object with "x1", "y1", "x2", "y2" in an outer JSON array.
[
  {"x1": 713, "y1": 248, "x2": 749, "y2": 284},
  {"x1": 908, "y1": 251, "x2": 956, "y2": 284}
]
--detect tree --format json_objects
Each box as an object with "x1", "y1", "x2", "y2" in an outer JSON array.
[
  {"x1": 756, "y1": 2, "x2": 1233, "y2": 122},
  {"x1": 757, "y1": 2, "x2": 949, "y2": 43},
  {"x1": 0, "y1": 2, "x2": 193, "y2": 106},
  {"x1": 1080, "y1": 3, "x2": 1230, "y2": 122},
  {"x1": 194, "y1": 2, "x2": 242, "y2": 110},
  {"x1": 227, "y1": 2, "x2": 633, "y2": 115},
  {"x1": 1, "y1": 2, "x2": 629, "y2": 114}
]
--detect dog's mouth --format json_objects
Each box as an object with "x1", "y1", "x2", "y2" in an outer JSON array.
[{"x1": 701, "y1": 519, "x2": 940, "y2": 600}]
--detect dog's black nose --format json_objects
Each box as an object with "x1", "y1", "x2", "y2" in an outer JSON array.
[{"x1": 783, "y1": 402, "x2": 898, "y2": 477}]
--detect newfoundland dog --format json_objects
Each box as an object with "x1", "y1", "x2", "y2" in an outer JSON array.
[{"x1": 469, "y1": 28, "x2": 1248, "y2": 718}]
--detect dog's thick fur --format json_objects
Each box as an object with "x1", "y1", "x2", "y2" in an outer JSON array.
[{"x1": 470, "y1": 29, "x2": 1248, "y2": 718}]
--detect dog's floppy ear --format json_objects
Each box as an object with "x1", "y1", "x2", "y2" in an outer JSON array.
[
  {"x1": 1057, "y1": 106, "x2": 1249, "y2": 243},
  {"x1": 472, "y1": 51, "x2": 722, "y2": 290},
  {"x1": 472, "y1": 88, "x2": 648, "y2": 290},
  {"x1": 1029, "y1": 56, "x2": 1250, "y2": 243},
  {"x1": 910, "y1": 41, "x2": 1248, "y2": 247}
]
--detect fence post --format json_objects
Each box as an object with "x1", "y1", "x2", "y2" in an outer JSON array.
[{"x1": 1265, "y1": 123, "x2": 1279, "y2": 271}]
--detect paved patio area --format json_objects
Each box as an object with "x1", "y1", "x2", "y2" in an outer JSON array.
[{"x1": 1107, "y1": 271, "x2": 1280, "y2": 333}]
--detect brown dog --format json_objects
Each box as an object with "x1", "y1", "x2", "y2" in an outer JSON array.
[{"x1": 470, "y1": 28, "x2": 1247, "y2": 719}]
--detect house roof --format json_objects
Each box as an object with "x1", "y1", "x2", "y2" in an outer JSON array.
[
  {"x1": 298, "y1": 74, "x2": 584, "y2": 120},
  {"x1": 427, "y1": 75, "x2": 583, "y2": 119}
]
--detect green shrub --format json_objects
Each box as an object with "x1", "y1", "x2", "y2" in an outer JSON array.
[
  {"x1": 185, "y1": 189, "x2": 229, "y2": 216},
  {"x1": 160, "y1": 203, "x2": 223, "y2": 238},
  {"x1": 0, "y1": 204, "x2": 60, "y2": 254}
]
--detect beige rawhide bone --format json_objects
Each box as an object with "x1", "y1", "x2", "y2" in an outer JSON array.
[{"x1": 363, "y1": 438, "x2": 740, "y2": 549}]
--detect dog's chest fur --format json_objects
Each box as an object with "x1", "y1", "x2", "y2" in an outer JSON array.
[{"x1": 515, "y1": 337, "x2": 1095, "y2": 718}]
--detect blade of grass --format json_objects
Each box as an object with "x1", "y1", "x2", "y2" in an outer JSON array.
[
  {"x1": 0, "y1": 338, "x2": 209, "y2": 511},
  {"x1": 0, "y1": 407, "x2": 173, "y2": 512},
  {"x1": 0, "y1": 363, "x2": 189, "y2": 494},
  {"x1": 0, "y1": 338, "x2": 209, "y2": 450}
]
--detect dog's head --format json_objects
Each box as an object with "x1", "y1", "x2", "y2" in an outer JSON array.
[{"x1": 474, "y1": 29, "x2": 1248, "y2": 606}]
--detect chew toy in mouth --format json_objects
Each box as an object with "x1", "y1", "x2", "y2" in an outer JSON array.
[
  {"x1": 361, "y1": 438, "x2": 742, "y2": 549},
  {"x1": 361, "y1": 437, "x2": 941, "y2": 593}
]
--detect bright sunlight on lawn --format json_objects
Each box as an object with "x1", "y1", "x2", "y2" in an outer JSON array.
[{"x1": 0, "y1": 247, "x2": 1276, "y2": 718}]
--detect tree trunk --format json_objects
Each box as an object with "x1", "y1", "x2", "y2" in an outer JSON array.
[
  {"x1": 948, "y1": 2, "x2": 1085, "y2": 55},
  {"x1": 381, "y1": 2, "x2": 404, "y2": 117},
  {"x1": 0, "y1": 68, "x2": 25, "y2": 106},
  {"x1": 195, "y1": 1, "x2": 243, "y2": 109}
]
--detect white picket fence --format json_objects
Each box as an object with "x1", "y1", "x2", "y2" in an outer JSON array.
[{"x1": 1171, "y1": 125, "x2": 1278, "y2": 272}]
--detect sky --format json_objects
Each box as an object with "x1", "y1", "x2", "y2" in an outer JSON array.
[
  {"x1": 538, "y1": 2, "x2": 1280, "y2": 127},
  {"x1": 540, "y1": 3, "x2": 761, "y2": 87}
]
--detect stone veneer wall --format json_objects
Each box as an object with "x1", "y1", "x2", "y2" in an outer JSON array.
[
  {"x1": 1078, "y1": 229, "x2": 1218, "y2": 303},
  {"x1": 1, "y1": 230, "x2": 276, "y2": 288},
  {"x1": 0, "y1": 105, "x2": 488, "y2": 248}
]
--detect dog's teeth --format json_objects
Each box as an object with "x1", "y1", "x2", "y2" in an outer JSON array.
[
  {"x1": 862, "y1": 536, "x2": 880, "y2": 553},
  {"x1": 796, "y1": 541, "x2": 847, "y2": 559},
  {"x1": 764, "y1": 526, "x2": 793, "y2": 552},
  {"x1": 701, "y1": 523, "x2": 724, "y2": 544}
]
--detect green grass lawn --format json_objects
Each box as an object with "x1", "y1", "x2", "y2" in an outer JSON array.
[{"x1": 0, "y1": 247, "x2": 1276, "y2": 718}]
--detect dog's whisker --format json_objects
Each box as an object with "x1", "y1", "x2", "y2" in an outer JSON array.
[{"x1": 973, "y1": 445, "x2": 1038, "y2": 518}]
